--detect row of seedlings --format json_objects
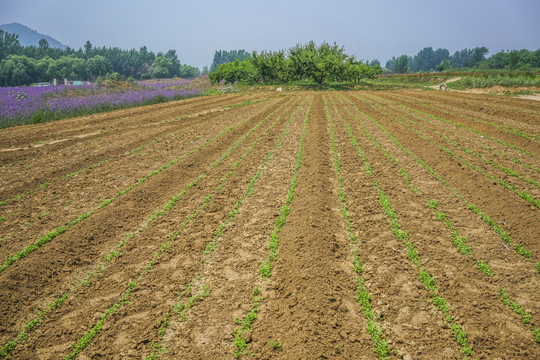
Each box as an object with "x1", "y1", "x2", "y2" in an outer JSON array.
[
  {"x1": 343, "y1": 93, "x2": 536, "y2": 262},
  {"x1": 0, "y1": 97, "x2": 291, "y2": 358},
  {"x1": 387, "y1": 91, "x2": 539, "y2": 143},
  {"x1": 0, "y1": 98, "x2": 285, "y2": 275},
  {"x1": 143, "y1": 97, "x2": 309, "y2": 359},
  {"x1": 329, "y1": 94, "x2": 475, "y2": 356},
  {"x1": 359, "y1": 93, "x2": 540, "y2": 208},
  {"x1": 337, "y1": 93, "x2": 540, "y2": 347},
  {"x1": 230, "y1": 97, "x2": 312, "y2": 358},
  {"x1": 323, "y1": 95, "x2": 390, "y2": 359}
]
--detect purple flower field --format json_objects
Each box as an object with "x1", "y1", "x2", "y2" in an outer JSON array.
[{"x1": 0, "y1": 79, "x2": 201, "y2": 128}]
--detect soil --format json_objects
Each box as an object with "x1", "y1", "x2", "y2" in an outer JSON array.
[{"x1": 0, "y1": 90, "x2": 538, "y2": 359}]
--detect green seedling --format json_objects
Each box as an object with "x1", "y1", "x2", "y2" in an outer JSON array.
[{"x1": 476, "y1": 260, "x2": 493, "y2": 277}]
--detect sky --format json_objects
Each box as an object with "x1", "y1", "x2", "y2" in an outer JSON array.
[{"x1": 1, "y1": 0, "x2": 539, "y2": 69}]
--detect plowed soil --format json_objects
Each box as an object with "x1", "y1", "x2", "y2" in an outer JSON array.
[{"x1": 0, "y1": 90, "x2": 538, "y2": 359}]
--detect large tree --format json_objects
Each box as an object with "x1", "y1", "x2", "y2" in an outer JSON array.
[
  {"x1": 394, "y1": 55, "x2": 409, "y2": 74},
  {"x1": 288, "y1": 41, "x2": 350, "y2": 84}
]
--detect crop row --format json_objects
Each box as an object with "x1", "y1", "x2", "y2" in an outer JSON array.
[
  {"x1": 0, "y1": 112, "x2": 229, "y2": 255},
  {"x1": 377, "y1": 93, "x2": 538, "y2": 163},
  {"x1": 0, "y1": 98, "x2": 285, "y2": 277},
  {"x1": 389, "y1": 102, "x2": 540, "y2": 186},
  {"x1": 0, "y1": 97, "x2": 293, "y2": 357},
  {"x1": 324, "y1": 95, "x2": 389, "y2": 358},
  {"x1": 0, "y1": 96, "x2": 268, "y2": 208},
  {"x1": 144, "y1": 97, "x2": 310, "y2": 359},
  {"x1": 358, "y1": 95, "x2": 540, "y2": 209},
  {"x1": 59, "y1": 96, "x2": 300, "y2": 359},
  {"x1": 229, "y1": 97, "x2": 312, "y2": 358},
  {"x1": 387, "y1": 91, "x2": 540, "y2": 143},
  {"x1": 344, "y1": 93, "x2": 536, "y2": 263},
  {"x1": 332, "y1": 94, "x2": 479, "y2": 355},
  {"x1": 0, "y1": 111, "x2": 221, "y2": 208},
  {"x1": 363, "y1": 92, "x2": 540, "y2": 174},
  {"x1": 328, "y1": 95, "x2": 477, "y2": 355},
  {"x1": 335, "y1": 93, "x2": 539, "y2": 348}
]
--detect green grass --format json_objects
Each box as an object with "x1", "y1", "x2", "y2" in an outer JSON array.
[
  {"x1": 268, "y1": 340, "x2": 282, "y2": 350},
  {"x1": 450, "y1": 74, "x2": 540, "y2": 89},
  {"x1": 32, "y1": 98, "x2": 293, "y2": 360}
]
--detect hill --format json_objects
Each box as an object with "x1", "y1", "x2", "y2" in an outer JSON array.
[{"x1": 0, "y1": 22, "x2": 67, "y2": 49}]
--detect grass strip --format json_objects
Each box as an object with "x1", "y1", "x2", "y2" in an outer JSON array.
[
  {"x1": 339, "y1": 93, "x2": 539, "y2": 346},
  {"x1": 333, "y1": 94, "x2": 472, "y2": 356},
  {"x1": 0, "y1": 110, "x2": 228, "y2": 208},
  {"x1": 380, "y1": 103, "x2": 540, "y2": 190},
  {"x1": 498, "y1": 288, "x2": 531, "y2": 324},
  {"x1": 392, "y1": 92, "x2": 540, "y2": 143},
  {"x1": 391, "y1": 110, "x2": 540, "y2": 209},
  {"x1": 392, "y1": 96, "x2": 537, "y2": 158},
  {"x1": 258, "y1": 97, "x2": 310, "y2": 278},
  {"x1": 373, "y1": 181, "x2": 472, "y2": 357}
]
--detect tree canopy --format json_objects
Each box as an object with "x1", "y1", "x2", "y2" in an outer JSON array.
[
  {"x1": 384, "y1": 46, "x2": 539, "y2": 73},
  {"x1": 0, "y1": 30, "x2": 201, "y2": 86},
  {"x1": 209, "y1": 41, "x2": 380, "y2": 85}
]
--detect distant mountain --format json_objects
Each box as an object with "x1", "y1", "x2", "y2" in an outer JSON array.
[{"x1": 0, "y1": 22, "x2": 67, "y2": 49}]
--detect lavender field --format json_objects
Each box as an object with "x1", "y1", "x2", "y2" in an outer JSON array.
[{"x1": 0, "y1": 79, "x2": 202, "y2": 128}]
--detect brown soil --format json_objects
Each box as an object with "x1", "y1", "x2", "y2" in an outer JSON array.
[{"x1": 0, "y1": 91, "x2": 538, "y2": 359}]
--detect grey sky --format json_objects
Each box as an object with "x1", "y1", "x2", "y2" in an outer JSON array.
[{"x1": 1, "y1": 0, "x2": 539, "y2": 69}]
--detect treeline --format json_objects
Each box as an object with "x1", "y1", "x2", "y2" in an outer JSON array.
[
  {"x1": 385, "y1": 46, "x2": 540, "y2": 73},
  {"x1": 0, "y1": 30, "x2": 200, "y2": 86},
  {"x1": 209, "y1": 41, "x2": 381, "y2": 85},
  {"x1": 209, "y1": 49, "x2": 251, "y2": 73}
]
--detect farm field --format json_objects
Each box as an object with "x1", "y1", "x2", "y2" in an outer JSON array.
[{"x1": 0, "y1": 90, "x2": 539, "y2": 359}]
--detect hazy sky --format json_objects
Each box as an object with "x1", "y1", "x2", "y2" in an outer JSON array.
[{"x1": 1, "y1": 0, "x2": 539, "y2": 69}]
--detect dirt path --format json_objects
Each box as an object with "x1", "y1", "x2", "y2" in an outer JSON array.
[{"x1": 427, "y1": 77, "x2": 461, "y2": 91}]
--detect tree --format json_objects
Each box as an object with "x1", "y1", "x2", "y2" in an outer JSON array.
[
  {"x1": 46, "y1": 55, "x2": 87, "y2": 80},
  {"x1": 0, "y1": 30, "x2": 21, "y2": 61},
  {"x1": 86, "y1": 55, "x2": 112, "y2": 80},
  {"x1": 164, "y1": 49, "x2": 181, "y2": 77},
  {"x1": 251, "y1": 50, "x2": 291, "y2": 83},
  {"x1": 410, "y1": 47, "x2": 449, "y2": 72},
  {"x1": 149, "y1": 56, "x2": 174, "y2": 78},
  {"x1": 209, "y1": 59, "x2": 259, "y2": 85},
  {"x1": 470, "y1": 46, "x2": 489, "y2": 67},
  {"x1": 38, "y1": 39, "x2": 49, "y2": 51},
  {"x1": 210, "y1": 49, "x2": 251, "y2": 72},
  {"x1": 288, "y1": 41, "x2": 350, "y2": 84},
  {"x1": 84, "y1": 40, "x2": 93, "y2": 59},
  {"x1": 385, "y1": 57, "x2": 396, "y2": 71},
  {"x1": 345, "y1": 62, "x2": 379, "y2": 83},
  {"x1": 179, "y1": 64, "x2": 200, "y2": 78},
  {"x1": 369, "y1": 59, "x2": 381, "y2": 67},
  {"x1": 394, "y1": 55, "x2": 409, "y2": 73},
  {"x1": 436, "y1": 59, "x2": 450, "y2": 72}
]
